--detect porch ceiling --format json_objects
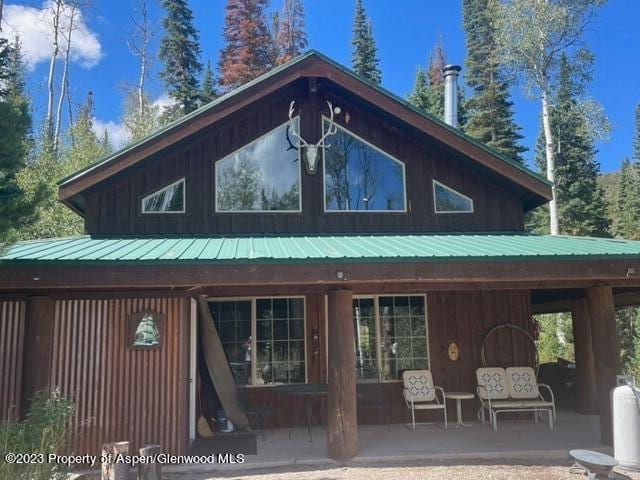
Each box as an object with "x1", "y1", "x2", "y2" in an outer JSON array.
[{"x1": 3, "y1": 233, "x2": 640, "y2": 264}]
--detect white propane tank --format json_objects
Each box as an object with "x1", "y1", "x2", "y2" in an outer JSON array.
[{"x1": 613, "y1": 384, "x2": 640, "y2": 470}]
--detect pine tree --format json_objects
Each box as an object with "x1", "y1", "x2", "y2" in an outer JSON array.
[
  {"x1": 0, "y1": 38, "x2": 42, "y2": 242},
  {"x1": 219, "y1": 0, "x2": 274, "y2": 90},
  {"x1": 463, "y1": 0, "x2": 526, "y2": 163},
  {"x1": 551, "y1": 55, "x2": 609, "y2": 237},
  {"x1": 613, "y1": 158, "x2": 640, "y2": 239},
  {"x1": 200, "y1": 60, "x2": 218, "y2": 105},
  {"x1": 158, "y1": 0, "x2": 202, "y2": 118},
  {"x1": 351, "y1": 0, "x2": 381, "y2": 85},
  {"x1": 275, "y1": 0, "x2": 307, "y2": 65}
]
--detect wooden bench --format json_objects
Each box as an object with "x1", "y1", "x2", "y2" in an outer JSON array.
[{"x1": 476, "y1": 367, "x2": 556, "y2": 430}]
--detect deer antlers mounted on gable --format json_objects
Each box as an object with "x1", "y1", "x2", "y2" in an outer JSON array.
[{"x1": 288, "y1": 100, "x2": 339, "y2": 174}]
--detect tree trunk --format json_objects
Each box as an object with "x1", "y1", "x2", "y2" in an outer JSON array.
[
  {"x1": 327, "y1": 288, "x2": 358, "y2": 460},
  {"x1": 138, "y1": 445, "x2": 161, "y2": 480},
  {"x1": 101, "y1": 442, "x2": 129, "y2": 480},
  {"x1": 54, "y1": 4, "x2": 76, "y2": 152},
  {"x1": 0, "y1": 0, "x2": 5, "y2": 32},
  {"x1": 541, "y1": 85, "x2": 559, "y2": 235},
  {"x1": 586, "y1": 286, "x2": 620, "y2": 445},
  {"x1": 46, "y1": 0, "x2": 63, "y2": 145},
  {"x1": 571, "y1": 298, "x2": 598, "y2": 414}
]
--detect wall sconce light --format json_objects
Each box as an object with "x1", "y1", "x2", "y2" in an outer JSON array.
[{"x1": 312, "y1": 327, "x2": 320, "y2": 365}]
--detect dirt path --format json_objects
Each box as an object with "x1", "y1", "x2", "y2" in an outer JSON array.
[{"x1": 166, "y1": 460, "x2": 640, "y2": 480}]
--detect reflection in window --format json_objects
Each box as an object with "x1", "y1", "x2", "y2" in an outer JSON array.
[
  {"x1": 209, "y1": 297, "x2": 305, "y2": 385},
  {"x1": 354, "y1": 298, "x2": 378, "y2": 380},
  {"x1": 133, "y1": 312, "x2": 161, "y2": 347},
  {"x1": 353, "y1": 296, "x2": 428, "y2": 381},
  {"x1": 142, "y1": 178, "x2": 185, "y2": 213},
  {"x1": 324, "y1": 121, "x2": 406, "y2": 211},
  {"x1": 433, "y1": 180, "x2": 473, "y2": 213},
  {"x1": 210, "y1": 301, "x2": 252, "y2": 385},
  {"x1": 256, "y1": 298, "x2": 305, "y2": 384},
  {"x1": 215, "y1": 120, "x2": 301, "y2": 212}
]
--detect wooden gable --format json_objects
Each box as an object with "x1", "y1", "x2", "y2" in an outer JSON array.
[{"x1": 59, "y1": 51, "x2": 551, "y2": 236}]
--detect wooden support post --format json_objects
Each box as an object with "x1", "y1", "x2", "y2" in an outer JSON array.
[
  {"x1": 101, "y1": 441, "x2": 129, "y2": 480},
  {"x1": 139, "y1": 445, "x2": 161, "y2": 480},
  {"x1": 586, "y1": 286, "x2": 620, "y2": 445},
  {"x1": 571, "y1": 298, "x2": 598, "y2": 414},
  {"x1": 21, "y1": 296, "x2": 54, "y2": 410},
  {"x1": 326, "y1": 288, "x2": 358, "y2": 460}
]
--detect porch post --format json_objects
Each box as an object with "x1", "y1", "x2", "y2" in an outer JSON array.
[
  {"x1": 570, "y1": 298, "x2": 598, "y2": 413},
  {"x1": 326, "y1": 288, "x2": 358, "y2": 460},
  {"x1": 586, "y1": 286, "x2": 620, "y2": 445},
  {"x1": 21, "y1": 296, "x2": 54, "y2": 411}
]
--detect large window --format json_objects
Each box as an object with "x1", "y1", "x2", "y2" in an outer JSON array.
[
  {"x1": 323, "y1": 120, "x2": 406, "y2": 212},
  {"x1": 215, "y1": 120, "x2": 301, "y2": 212},
  {"x1": 353, "y1": 295, "x2": 428, "y2": 381},
  {"x1": 433, "y1": 180, "x2": 473, "y2": 213},
  {"x1": 209, "y1": 297, "x2": 305, "y2": 385}
]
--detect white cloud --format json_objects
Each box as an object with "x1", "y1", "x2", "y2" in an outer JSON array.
[
  {"x1": 1, "y1": 1, "x2": 102, "y2": 69},
  {"x1": 152, "y1": 93, "x2": 176, "y2": 113},
  {"x1": 93, "y1": 118, "x2": 129, "y2": 149}
]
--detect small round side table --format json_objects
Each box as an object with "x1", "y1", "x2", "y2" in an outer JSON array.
[{"x1": 445, "y1": 392, "x2": 475, "y2": 427}]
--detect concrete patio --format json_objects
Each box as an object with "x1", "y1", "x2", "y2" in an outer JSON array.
[{"x1": 166, "y1": 410, "x2": 610, "y2": 476}]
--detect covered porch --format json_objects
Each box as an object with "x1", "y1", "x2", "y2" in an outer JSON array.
[{"x1": 2, "y1": 233, "x2": 640, "y2": 461}]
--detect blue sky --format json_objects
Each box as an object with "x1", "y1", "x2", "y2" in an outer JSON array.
[{"x1": 3, "y1": 0, "x2": 639, "y2": 173}]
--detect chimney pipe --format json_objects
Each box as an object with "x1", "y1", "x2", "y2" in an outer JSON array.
[{"x1": 443, "y1": 64, "x2": 461, "y2": 128}]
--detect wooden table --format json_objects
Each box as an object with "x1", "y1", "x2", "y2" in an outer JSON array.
[
  {"x1": 274, "y1": 383, "x2": 327, "y2": 442},
  {"x1": 445, "y1": 392, "x2": 475, "y2": 428}
]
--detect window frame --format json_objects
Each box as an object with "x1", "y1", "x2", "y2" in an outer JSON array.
[
  {"x1": 322, "y1": 117, "x2": 408, "y2": 213},
  {"x1": 325, "y1": 294, "x2": 430, "y2": 383},
  {"x1": 140, "y1": 177, "x2": 186, "y2": 214},
  {"x1": 213, "y1": 119, "x2": 303, "y2": 214},
  {"x1": 432, "y1": 179, "x2": 474, "y2": 214},
  {"x1": 207, "y1": 296, "x2": 307, "y2": 386}
]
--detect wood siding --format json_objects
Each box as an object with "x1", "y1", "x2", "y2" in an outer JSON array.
[
  {"x1": 244, "y1": 290, "x2": 534, "y2": 427},
  {"x1": 0, "y1": 300, "x2": 25, "y2": 421},
  {"x1": 48, "y1": 297, "x2": 190, "y2": 455},
  {"x1": 84, "y1": 79, "x2": 525, "y2": 236}
]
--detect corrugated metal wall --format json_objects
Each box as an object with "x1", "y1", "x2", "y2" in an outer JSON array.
[
  {"x1": 49, "y1": 297, "x2": 190, "y2": 455},
  {"x1": 0, "y1": 300, "x2": 25, "y2": 422}
]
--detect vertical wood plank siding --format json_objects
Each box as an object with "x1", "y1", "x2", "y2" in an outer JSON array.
[
  {"x1": 0, "y1": 300, "x2": 25, "y2": 421},
  {"x1": 84, "y1": 79, "x2": 526, "y2": 236},
  {"x1": 49, "y1": 298, "x2": 189, "y2": 455}
]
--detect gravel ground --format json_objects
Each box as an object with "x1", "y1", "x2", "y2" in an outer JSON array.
[{"x1": 166, "y1": 460, "x2": 640, "y2": 480}]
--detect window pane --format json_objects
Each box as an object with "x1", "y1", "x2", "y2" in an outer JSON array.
[
  {"x1": 434, "y1": 181, "x2": 473, "y2": 213},
  {"x1": 216, "y1": 121, "x2": 301, "y2": 212},
  {"x1": 142, "y1": 179, "x2": 185, "y2": 213},
  {"x1": 353, "y1": 298, "x2": 378, "y2": 380},
  {"x1": 379, "y1": 296, "x2": 429, "y2": 381},
  {"x1": 254, "y1": 297, "x2": 306, "y2": 385},
  {"x1": 209, "y1": 301, "x2": 252, "y2": 385},
  {"x1": 324, "y1": 122, "x2": 405, "y2": 211}
]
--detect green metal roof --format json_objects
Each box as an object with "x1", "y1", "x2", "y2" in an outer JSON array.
[
  {"x1": 2, "y1": 234, "x2": 640, "y2": 266},
  {"x1": 58, "y1": 50, "x2": 550, "y2": 190}
]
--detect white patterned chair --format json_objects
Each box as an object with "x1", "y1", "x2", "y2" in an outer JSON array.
[
  {"x1": 476, "y1": 366, "x2": 555, "y2": 430},
  {"x1": 402, "y1": 370, "x2": 447, "y2": 430}
]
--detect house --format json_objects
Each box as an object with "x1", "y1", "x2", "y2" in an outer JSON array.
[{"x1": 1, "y1": 51, "x2": 640, "y2": 461}]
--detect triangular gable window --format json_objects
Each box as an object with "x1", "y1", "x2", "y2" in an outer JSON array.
[
  {"x1": 215, "y1": 120, "x2": 301, "y2": 212},
  {"x1": 433, "y1": 180, "x2": 473, "y2": 214},
  {"x1": 323, "y1": 120, "x2": 406, "y2": 211},
  {"x1": 142, "y1": 178, "x2": 185, "y2": 213}
]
